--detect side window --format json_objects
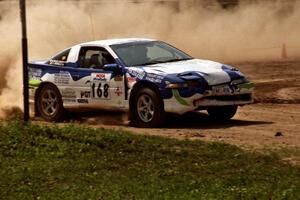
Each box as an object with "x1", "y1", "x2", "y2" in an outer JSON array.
[
  {"x1": 48, "y1": 48, "x2": 71, "y2": 66},
  {"x1": 78, "y1": 47, "x2": 115, "y2": 69}
]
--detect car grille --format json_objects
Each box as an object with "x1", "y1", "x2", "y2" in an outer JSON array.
[
  {"x1": 204, "y1": 94, "x2": 252, "y2": 101},
  {"x1": 186, "y1": 80, "x2": 210, "y2": 89}
]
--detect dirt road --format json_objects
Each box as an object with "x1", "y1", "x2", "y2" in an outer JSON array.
[
  {"x1": 78, "y1": 104, "x2": 298, "y2": 149},
  {"x1": 61, "y1": 60, "x2": 299, "y2": 150}
]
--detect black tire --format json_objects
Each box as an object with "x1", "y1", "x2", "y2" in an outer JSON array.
[
  {"x1": 131, "y1": 87, "x2": 165, "y2": 128},
  {"x1": 207, "y1": 105, "x2": 238, "y2": 121},
  {"x1": 36, "y1": 84, "x2": 64, "y2": 122}
]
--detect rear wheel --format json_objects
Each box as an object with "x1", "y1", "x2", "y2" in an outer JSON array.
[
  {"x1": 207, "y1": 105, "x2": 237, "y2": 120},
  {"x1": 36, "y1": 84, "x2": 64, "y2": 122},
  {"x1": 131, "y1": 87, "x2": 165, "y2": 128}
]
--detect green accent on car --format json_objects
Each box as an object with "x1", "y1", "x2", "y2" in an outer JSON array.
[
  {"x1": 238, "y1": 82, "x2": 254, "y2": 90},
  {"x1": 29, "y1": 79, "x2": 41, "y2": 87},
  {"x1": 172, "y1": 89, "x2": 190, "y2": 106}
]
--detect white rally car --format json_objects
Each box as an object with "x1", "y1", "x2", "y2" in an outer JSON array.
[{"x1": 28, "y1": 38, "x2": 254, "y2": 127}]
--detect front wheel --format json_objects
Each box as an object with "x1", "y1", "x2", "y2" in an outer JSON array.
[
  {"x1": 36, "y1": 84, "x2": 64, "y2": 122},
  {"x1": 131, "y1": 87, "x2": 165, "y2": 128},
  {"x1": 207, "y1": 105, "x2": 238, "y2": 120}
]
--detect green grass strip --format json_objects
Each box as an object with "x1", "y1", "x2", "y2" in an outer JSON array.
[{"x1": 0, "y1": 121, "x2": 299, "y2": 200}]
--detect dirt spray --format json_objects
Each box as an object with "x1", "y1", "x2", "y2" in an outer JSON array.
[{"x1": 0, "y1": 0, "x2": 299, "y2": 118}]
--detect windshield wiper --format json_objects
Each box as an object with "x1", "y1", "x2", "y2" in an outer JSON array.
[
  {"x1": 132, "y1": 60, "x2": 166, "y2": 66},
  {"x1": 164, "y1": 58, "x2": 193, "y2": 63},
  {"x1": 132, "y1": 58, "x2": 193, "y2": 66}
]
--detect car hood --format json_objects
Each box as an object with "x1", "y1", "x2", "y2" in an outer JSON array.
[{"x1": 130, "y1": 59, "x2": 244, "y2": 86}]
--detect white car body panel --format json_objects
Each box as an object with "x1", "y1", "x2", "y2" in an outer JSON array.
[{"x1": 28, "y1": 38, "x2": 253, "y2": 117}]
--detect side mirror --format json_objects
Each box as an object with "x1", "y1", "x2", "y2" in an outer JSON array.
[{"x1": 103, "y1": 63, "x2": 121, "y2": 74}]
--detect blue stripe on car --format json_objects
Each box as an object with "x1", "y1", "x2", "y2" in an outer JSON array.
[{"x1": 221, "y1": 65, "x2": 244, "y2": 81}]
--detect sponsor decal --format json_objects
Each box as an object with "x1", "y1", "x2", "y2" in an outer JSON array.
[
  {"x1": 28, "y1": 68, "x2": 42, "y2": 79},
  {"x1": 127, "y1": 68, "x2": 146, "y2": 79},
  {"x1": 28, "y1": 79, "x2": 41, "y2": 88},
  {"x1": 145, "y1": 73, "x2": 164, "y2": 83},
  {"x1": 63, "y1": 99, "x2": 76, "y2": 103},
  {"x1": 54, "y1": 71, "x2": 70, "y2": 84},
  {"x1": 81, "y1": 91, "x2": 91, "y2": 98},
  {"x1": 127, "y1": 77, "x2": 136, "y2": 83},
  {"x1": 49, "y1": 59, "x2": 65, "y2": 66},
  {"x1": 114, "y1": 87, "x2": 123, "y2": 96},
  {"x1": 93, "y1": 73, "x2": 106, "y2": 81},
  {"x1": 172, "y1": 89, "x2": 190, "y2": 106},
  {"x1": 114, "y1": 76, "x2": 123, "y2": 81},
  {"x1": 77, "y1": 99, "x2": 88, "y2": 103},
  {"x1": 237, "y1": 82, "x2": 254, "y2": 90},
  {"x1": 61, "y1": 88, "x2": 76, "y2": 98}
]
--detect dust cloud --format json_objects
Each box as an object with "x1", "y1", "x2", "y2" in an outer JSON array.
[{"x1": 0, "y1": 0, "x2": 299, "y2": 118}]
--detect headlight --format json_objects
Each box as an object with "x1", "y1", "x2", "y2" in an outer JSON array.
[{"x1": 166, "y1": 83, "x2": 188, "y2": 89}]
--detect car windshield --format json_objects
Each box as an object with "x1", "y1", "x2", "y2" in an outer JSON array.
[{"x1": 110, "y1": 41, "x2": 193, "y2": 67}]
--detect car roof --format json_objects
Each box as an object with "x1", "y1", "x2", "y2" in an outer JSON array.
[{"x1": 80, "y1": 38, "x2": 156, "y2": 46}]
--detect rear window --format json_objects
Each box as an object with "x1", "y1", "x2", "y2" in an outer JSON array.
[{"x1": 48, "y1": 48, "x2": 71, "y2": 66}]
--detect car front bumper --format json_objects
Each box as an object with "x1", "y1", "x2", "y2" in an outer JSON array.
[{"x1": 162, "y1": 82, "x2": 254, "y2": 114}]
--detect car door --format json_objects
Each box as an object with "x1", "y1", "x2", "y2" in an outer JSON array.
[{"x1": 76, "y1": 46, "x2": 125, "y2": 109}]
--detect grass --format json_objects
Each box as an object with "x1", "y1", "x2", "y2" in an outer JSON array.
[{"x1": 0, "y1": 121, "x2": 299, "y2": 200}]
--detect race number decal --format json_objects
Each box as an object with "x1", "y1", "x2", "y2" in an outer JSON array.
[
  {"x1": 91, "y1": 82, "x2": 110, "y2": 99},
  {"x1": 91, "y1": 73, "x2": 111, "y2": 100}
]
